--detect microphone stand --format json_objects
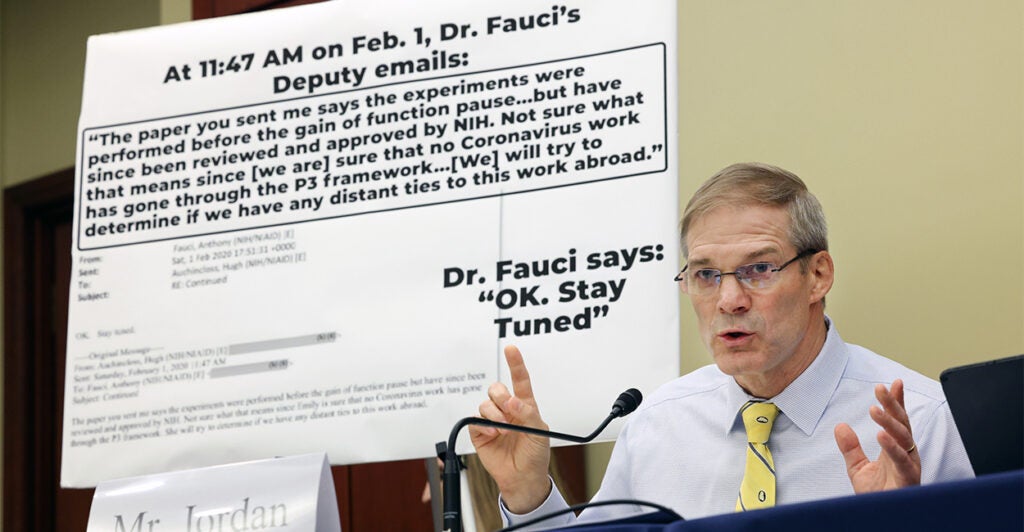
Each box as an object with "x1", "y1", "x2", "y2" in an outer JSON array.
[{"x1": 436, "y1": 389, "x2": 641, "y2": 532}]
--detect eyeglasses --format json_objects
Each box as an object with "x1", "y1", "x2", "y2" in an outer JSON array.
[{"x1": 675, "y1": 249, "x2": 820, "y2": 295}]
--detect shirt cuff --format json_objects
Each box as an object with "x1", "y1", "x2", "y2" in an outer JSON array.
[{"x1": 498, "y1": 477, "x2": 574, "y2": 529}]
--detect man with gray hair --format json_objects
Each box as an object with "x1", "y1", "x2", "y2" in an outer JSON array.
[{"x1": 469, "y1": 163, "x2": 973, "y2": 526}]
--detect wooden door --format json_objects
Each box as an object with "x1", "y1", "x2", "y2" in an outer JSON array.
[{"x1": 4, "y1": 169, "x2": 93, "y2": 531}]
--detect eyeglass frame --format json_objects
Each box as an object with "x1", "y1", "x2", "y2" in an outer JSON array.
[{"x1": 674, "y1": 249, "x2": 821, "y2": 292}]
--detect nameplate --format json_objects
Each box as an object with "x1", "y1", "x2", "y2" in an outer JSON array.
[{"x1": 86, "y1": 453, "x2": 340, "y2": 532}]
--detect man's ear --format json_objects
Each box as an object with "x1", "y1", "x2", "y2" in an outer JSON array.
[{"x1": 808, "y1": 251, "x2": 834, "y2": 304}]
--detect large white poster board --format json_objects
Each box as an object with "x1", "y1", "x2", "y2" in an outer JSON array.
[{"x1": 64, "y1": 0, "x2": 679, "y2": 487}]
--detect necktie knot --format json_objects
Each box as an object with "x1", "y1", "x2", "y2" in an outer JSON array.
[{"x1": 741, "y1": 401, "x2": 779, "y2": 444}]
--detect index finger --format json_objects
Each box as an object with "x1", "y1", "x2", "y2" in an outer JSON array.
[
  {"x1": 875, "y1": 379, "x2": 910, "y2": 428},
  {"x1": 504, "y1": 345, "x2": 536, "y2": 403}
]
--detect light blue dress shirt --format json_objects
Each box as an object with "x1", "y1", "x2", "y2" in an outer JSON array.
[{"x1": 501, "y1": 319, "x2": 974, "y2": 527}]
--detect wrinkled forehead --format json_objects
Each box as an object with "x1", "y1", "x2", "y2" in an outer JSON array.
[{"x1": 683, "y1": 204, "x2": 795, "y2": 263}]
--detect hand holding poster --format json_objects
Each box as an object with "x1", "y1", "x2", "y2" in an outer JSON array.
[{"x1": 64, "y1": 0, "x2": 679, "y2": 487}]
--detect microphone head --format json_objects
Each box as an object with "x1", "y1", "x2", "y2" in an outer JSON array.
[{"x1": 611, "y1": 388, "x2": 643, "y2": 417}]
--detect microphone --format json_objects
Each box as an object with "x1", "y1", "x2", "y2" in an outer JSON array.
[{"x1": 436, "y1": 388, "x2": 643, "y2": 532}]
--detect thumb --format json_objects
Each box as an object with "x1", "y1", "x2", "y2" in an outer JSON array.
[
  {"x1": 506, "y1": 396, "x2": 548, "y2": 431},
  {"x1": 834, "y1": 423, "x2": 869, "y2": 475}
]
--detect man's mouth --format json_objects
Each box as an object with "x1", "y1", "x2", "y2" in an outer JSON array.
[{"x1": 717, "y1": 329, "x2": 755, "y2": 343}]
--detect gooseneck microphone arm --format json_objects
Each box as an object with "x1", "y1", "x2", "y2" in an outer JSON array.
[{"x1": 436, "y1": 388, "x2": 642, "y2": 532}]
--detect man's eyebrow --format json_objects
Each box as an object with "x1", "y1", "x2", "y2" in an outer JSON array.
[
  {"x1": 744, "y1": 247, "x2": 783, "y2": 262},
  {"x1": 686, "y1": 257, "x2": 713, "y2": 268},
  {"x1": 687, "y1": 246, "x2": 784, "y2": 268}
]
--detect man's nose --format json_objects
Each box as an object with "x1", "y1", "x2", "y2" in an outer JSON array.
[{"x1": 716, "y1": 274, "x2": 751, "y2": 314}]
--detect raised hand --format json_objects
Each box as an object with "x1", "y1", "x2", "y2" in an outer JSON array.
[
  {"x1": 834, "y1": 379, "x2": 921, "y2": 493},
  {"x1": 468, "y1": 345, "x2": 553, "y2": 513}
]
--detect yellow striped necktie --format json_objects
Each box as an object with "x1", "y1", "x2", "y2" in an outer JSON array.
[{"x1": 735, "y1": 401, "x2": 780, "y2": 511}]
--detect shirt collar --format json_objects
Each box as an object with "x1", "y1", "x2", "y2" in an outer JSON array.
[{"x1": 725, "y1": 316, "x2": 849, "y2": 436}]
